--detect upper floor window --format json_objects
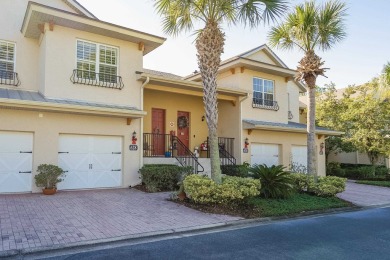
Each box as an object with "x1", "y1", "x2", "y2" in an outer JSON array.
[
  {"x1": 252, "y1": 77, "x2": 278, "y2": 110},
  {"x1": 76, "y1": 40, "x2": 118, "y2": 84},
  {"x1": 0, "y1": 40, "x2": 20, "y2": 86}
]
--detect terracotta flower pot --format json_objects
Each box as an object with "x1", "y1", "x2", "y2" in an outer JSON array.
[
  {"x1": 177, "y1": 191, "x2": 187, "y2": 201},
  {"x1": 42, "y1": 188, "x2": 57, "y2": 195}
]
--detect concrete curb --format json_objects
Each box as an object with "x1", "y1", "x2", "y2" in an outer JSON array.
[{"x1": 0, "y1": 205, "x2": 366, "y2": 259}]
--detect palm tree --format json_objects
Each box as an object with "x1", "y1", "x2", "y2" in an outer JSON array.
[
  {"x1": 155, "y1": 0, "x2": 288, "y2": 183},
  {"x1": 268, "y1": 1, "x2": 347, "y2": 180}
]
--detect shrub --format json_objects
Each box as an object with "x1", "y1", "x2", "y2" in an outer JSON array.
[
  {"x1": 339, "y1": 164, "x2": 389, "y2": 180},
  {"x1": 290, "y1": 174, "x2": 346, "y2": 197},
  {"x1": 221, "y1": 164, "x2": 250, "y2": 177},
  {"x1": 310, "y1": 176, "x2": 347, "y2": 197},
  {"x1": 249, "y1": 164, "x2": 295, "y2": 199},
  {"x1": 139, "y1": 165, "x2": 192, "y2": 192},
  {"x1": 326, "y1": 162, "x2": 346, "y2": 177},
  {"x1": 183, "y1": 175, "x2": 260, "y2": 205},
  {"x1": 35, "y1": 164, "x2": 65, "y2": 189}
]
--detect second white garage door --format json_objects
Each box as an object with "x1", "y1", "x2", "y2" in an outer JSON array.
[
  {"x1": 251, "y1": 144, "x2": 280, "y2": 167},
  {"x1": 58, "y1": 135, "x2": 122, "y2": 190},
  {"x1": 291, "y1": 145, "x2": 307, "y2": 169}
]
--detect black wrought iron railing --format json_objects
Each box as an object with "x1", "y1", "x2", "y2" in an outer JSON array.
[
  {"x1": 0, "y1": 70, "x2": 20, "y2": 86},
  {"x1": 143, "y1": 133, "x2": 204, "y2": 174},
  {"x1": 173, "y1": 136, "x2": 204, "y2": 174},
  {"x1": 206, "y1": 137, "x2": 236, "y2": 166},
  {"x1": 252, "y1": 98, "x2": 279, "y2": 111},
  {"x1": 70, "y1": 69, "x2": 124, "y2": 90}
]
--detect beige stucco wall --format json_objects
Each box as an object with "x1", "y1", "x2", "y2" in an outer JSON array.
[
  {"x1": 241, "y1": 129, "x2": 326, "y2": 176},
  {"x1": 287, "y1": 82, "x2": 301, "y2": 123},
  {"x1": 0, "y1": 108, "x2": 142, "y2": 192},
  {"x1": 143, "y1": 89, "x2": 208, "y2": 153},
  {"x1": 328, "y1": 151, "x2": 387, "y2": 166},
  {"x1": 39, "y1": 24, "x2": 143, "y2": 107},
  {"x1": 246, "y1": 51, "x2": 276, "y2": 64},
  {"x1": 0, "y1": 0, "x2": 79, "y2": 92}
]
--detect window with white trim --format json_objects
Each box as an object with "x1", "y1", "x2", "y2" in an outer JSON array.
[
  {"x1": 253, "y1": 77, "x2": 275, "y2": 107},
  {"x1": 76, "y1": 40, "x2": 118, "y2": 83},
  {"x1": 0, "y1": 40, "x2": 15, "y2": 79}
]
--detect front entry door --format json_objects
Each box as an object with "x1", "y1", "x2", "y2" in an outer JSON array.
[
  {"x1": 152, "y1": 108, "x2": 165, "y2": 156},
  {"x1": 177, "y1": 111, "x2": 190, "y2": 155}
]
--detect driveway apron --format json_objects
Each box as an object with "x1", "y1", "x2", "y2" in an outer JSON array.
[
  {"x1": 0, "y1": 189, "x2": 240, "y2": 252},
  {"x1": 337, "y1": 181, "x2": 390, "y2": 207}
]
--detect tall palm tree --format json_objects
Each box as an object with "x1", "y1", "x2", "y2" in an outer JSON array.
[
  {"x1": 155, "y1": 0, "x2": 288, "y2": 183},
  {"x1": 268, "y1": 1, "x2": 347, "y2": 180}
]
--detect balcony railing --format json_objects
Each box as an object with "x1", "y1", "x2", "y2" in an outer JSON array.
[
  {"x1": 0, "y1": 70, "x2": 20, "y2": 86},
  {"x1": 288, "y1": 110, "x2": 294, "y2": 120},
  {"x1": 252, "y1": 98, "x2": 279, "y2": 111},
  {"x1": 70, "y1": 69, "x2": 124, "y2": 90}
]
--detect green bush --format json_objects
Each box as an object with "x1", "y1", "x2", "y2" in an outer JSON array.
[
  {"x1": 221, "y1": 164, "x2": 249, "y2": 177},
  {"x1": 290, "y1": 174, "x2": 346, "y2": 197},
  {"x1": 249, "y1": 164, "x2": 295, "y2": 199},
  {"x1": 310, "y1": 176, "x2": 347, "y2": 197},
  {"x1": 326, "y1": 162, "x2": 346, "y2": 177},
  {"x1": 34, "y1": 164, "x2": 65, "y2": 189},
  {"x1": 183, "y1": 175, "x2": 260, "y2": 205},
  {"x1": 139, "y1": 165, "x2": 192, "y2": 192},
  {"x1": 339, "y1": 164, "x2": 389, "y2": 180}
]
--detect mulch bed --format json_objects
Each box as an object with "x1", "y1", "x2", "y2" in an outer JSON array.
[
  {"x1": 173, "y1": 199, "x2": 260, "y2": 218},
  {"x1": 132, "y1": 184, "x2": 150, "y2": 193}
]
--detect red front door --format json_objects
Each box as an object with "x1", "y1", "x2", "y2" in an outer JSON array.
[
  {"x1": 177, "y1": 111, "x2": 190, "y2": 155},
  {"x1": 152, "y1": 108, "x2": 165, "y2": 156}
]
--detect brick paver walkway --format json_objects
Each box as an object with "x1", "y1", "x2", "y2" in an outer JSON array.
[
  {"x1": 0, "y1": 189, "x2": 240, "y2": 252},
  {"x1": 337, "y1": 181, "x2": 390, "y2": 207}
]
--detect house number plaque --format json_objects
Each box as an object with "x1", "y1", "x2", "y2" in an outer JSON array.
[{"x1": 129, "y1": 145, "x2": 138, "y2": 151}]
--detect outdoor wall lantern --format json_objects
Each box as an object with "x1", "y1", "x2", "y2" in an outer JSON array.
[
  {"x1": 244, "y1": 137, "x2": 250, "y2": 148},
  {"x1": 319, "y1": 142, "x2": 324, "y2": 155},
  {"x1": 132, "y1": 131, "x2": 137, "y2": 144}
]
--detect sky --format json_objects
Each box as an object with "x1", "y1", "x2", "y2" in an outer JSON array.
[{"x1": 78, "y1": 0, "x2": 390, "y2": 89}]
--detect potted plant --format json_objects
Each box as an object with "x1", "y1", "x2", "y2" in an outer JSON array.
[{"x1": 34, "y1": 164, "x2": 65, "y2": 195}]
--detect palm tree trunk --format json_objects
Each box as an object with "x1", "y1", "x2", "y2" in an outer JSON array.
[
  {"x1": 196, "y1": 21, "x2": 225, "y2": 184},
  {"x1": 307, "y1": 84, "x2": 317, "y2": 181}
]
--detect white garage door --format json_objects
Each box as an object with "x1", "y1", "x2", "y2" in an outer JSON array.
[
  {"x1": 58, "y1": 135, "x2": 122, "y2": 190},
  {"x1": 291, "y1": 145, "x2": 307, "y2": 169},
  {"x1": 0, "y1": 132, "x2": 33, "y2": 193},
  {"x1": 251, "y1": 144, "x2": 280, "y2": 167}
]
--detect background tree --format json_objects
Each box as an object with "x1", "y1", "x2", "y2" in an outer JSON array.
[
  {"x1": 341, "y1": 84, "x2": 390, "y2": 169},
  {"x1": 155, "y1": 0, "x2": 288, "y2": 183},
  {"x1": 316, "y1": 83, "x2": 355, "y2": 162},
  {"x1": 268, "y1": 1, "x2": 347, "y2": 180}
]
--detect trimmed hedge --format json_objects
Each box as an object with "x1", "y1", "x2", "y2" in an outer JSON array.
[
  {"x1": 183, "y1": 175, "x2": 260, "y2": 205},
  {"x1": 139, "y1": 165, "x2": 192, "y2": 192},
  {"x1": 221, "y1": 164, "x2": 250, "y2": 177},
  {"x1": 290, "y1": 173, "x2": 347, "y2": 197}
]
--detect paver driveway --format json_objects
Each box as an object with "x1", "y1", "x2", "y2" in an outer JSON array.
[
  {"x1": 0, "y1": 189, "x2": 240, "y2": 252},
  {"x1": 338, "y1": 181, "x2": 390, "y2": 207}
]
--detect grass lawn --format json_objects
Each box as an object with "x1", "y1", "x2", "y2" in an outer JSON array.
[
  {"x1": 356, "y1": 180, "x2": 390, "y2": 187},
  {"x1": 248, "y1": 193, "x2": 350, "y2": 217},
  {"x1": 175, "y1": 193, "x2": 351, "y2": 218}
]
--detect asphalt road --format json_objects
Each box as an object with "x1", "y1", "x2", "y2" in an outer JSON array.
[{"x1": 43, "y1": 207, "x2": 390, "y2": 260}]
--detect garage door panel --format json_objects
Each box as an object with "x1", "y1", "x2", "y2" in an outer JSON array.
[
  {"x1": 92, "y1": 137, "x2": 121, "y2": 154},
  {"x1": 0, "y1": 132, "x2": 33, "y2": 193},
  {"x1": 91, "y1": 154, "x2": 121, "y2": 171},
  {"x1": 58, "y1": 170, "x2": 90, "y2": 190},
  {"x1": 58, "y1": 135, "x2": 122, "y2": 190},
  {"x1": 89, "y1": 171, "x2": 121, "y2": 188},
  {"x1": 0, "y1": 132, "x2": 33, "y2": 153},
  {"x1": 251, "y1": 144, "x2": 280, "y2": 167},
  {"x1": 59, "y1": 136, "x2": 91, "y2": 153},
  {"x1": 292, "y1": 145, "x2": 307, "y2": 169}
]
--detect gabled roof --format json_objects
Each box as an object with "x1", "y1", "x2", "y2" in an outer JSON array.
[
  {"x1": 21, "y1": 2, "x2": 165, "y2": 55},
  {"x1": 62, "y1": 0, "x2": 97, "y2": 19},
  {"x1": 243, "y1": 119, "x2": 343, "y2": 136}
]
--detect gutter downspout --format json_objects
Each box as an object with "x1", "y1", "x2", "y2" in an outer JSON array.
[
  {"x1": 237, "y1": 93, "x2": 250, "y2": 164},
  {"x1": 139, "y1": 76, "x2": 150, "y2": 177}
]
